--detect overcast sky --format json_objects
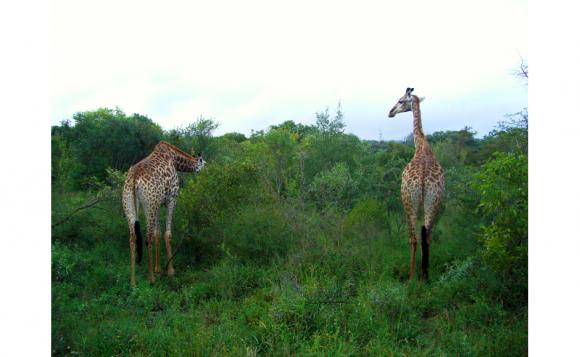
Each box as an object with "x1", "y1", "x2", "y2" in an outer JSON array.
[{"x1": 51, "y1": 0, "x2": 527, "y2": 140}]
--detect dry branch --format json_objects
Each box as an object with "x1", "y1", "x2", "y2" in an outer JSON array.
[{"x1": 51, "y1": 197, "x2": 104, "y2": 228}]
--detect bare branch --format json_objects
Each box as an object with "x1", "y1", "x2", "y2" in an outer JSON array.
[
  {"x1": 51, "y1": 197, "x2": 104, "y2": 228},
  {"x1": 519, "y1": 60, "x2": 528, "y2": 79},
  {"x1": 515, "y1": 56, "x2": 528, "y2": 83}
]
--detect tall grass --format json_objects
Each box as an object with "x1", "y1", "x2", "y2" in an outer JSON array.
[{"x1": 52, "y1": 192, "x2": 526, "y2": 356}]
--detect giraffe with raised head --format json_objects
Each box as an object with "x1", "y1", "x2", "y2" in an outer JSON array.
[
  {"x1": 122, "y1": 141, "x2": 205, "y2": 287},
  {"x1": 388, "y1": 88, "x2": 444, "y2": 281}
]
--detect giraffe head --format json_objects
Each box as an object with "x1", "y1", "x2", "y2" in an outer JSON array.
[
  {"x1": 195, "y1": 153, "x2": 205, "y2": 173},
  {"x1": 388, "y1": 88, "x2": 424, "y2": 118}
]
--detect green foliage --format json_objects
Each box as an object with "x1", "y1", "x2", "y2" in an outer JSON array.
[
  {"x1": 177, "y1": 159, "x2": 262, "y2": 229},
  {"x1": 53, "y1": 108, "x2": 163, "y2": 188},
  {"x1": 315, "y1": 103, "x2": 345, "y2": 136},
  {"x1": 52, "y1": 241, "x2": 77, "y2": 282},
  {"x1": 343, "y1": 198, "x2": 388, "y2": 239},
  {"x1": 259, "y1": 128, "x2": 299, "y2": 198},
  {"x1": 222, "y1": 132, "x2": 247, "y2": 143},
  {"x1": 366, "y1": 141, "x2": 413, "y2": 211},
  {"x1": 477, "y1": 108, "x2": 528, "y2": 160},
  {"x1": 164, "y1": 116, "x2": 219, "y2": 158},
  {"x1": 221, "y1": 205, "x2": 293, "y2": 265},
  {"x1": 52, "y1": 104, "x2": 528, "y2": 356},
  {"x1": 270, "y1": 120, "x2": 316, "y2": 142},
  {"x1": 472, "y1": 152, "x2": 527, "y2": 278},
  {"x1": 431, "y1": 127, "x2": 481, "y2": 166},
  {"x1": 302, "y1": 105, "x2": 365, "y2": 183},
  {"x1": 309, "y1": 162, "x2": 358, "y2": 210}
]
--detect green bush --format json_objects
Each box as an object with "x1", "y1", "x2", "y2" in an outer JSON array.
[
  {"x1": 222, "y1": 205, "x2": 293, "y2": 265},
  {"x1": 52, "y1": 241, "x2": 77, "y2": 282},
  {"x1": 309, "y1": 162, "x2": 358, "y2": 210},
  {"x1": 472, "y1": 152, "x2": 527, "y2": 274},
  {"x1": 343, "y1": 198, "x2": 388, "y2": 239},
  {"x1": 472, "y1": 152, "x2": 527, "y2": 308},
  {"x1": 176, "y1": 158, "x2": 263, "y2": 229}
]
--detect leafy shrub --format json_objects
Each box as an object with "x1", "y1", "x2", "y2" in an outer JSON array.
[
  {"x1": 472, "y1": 152, "x2": 527, "y2": 307},
  {"x1": 176, "y1": 159, "x2": 262, "y2": 230},
  {"x1": 52, "y1": 241, "x2": 77, "y2": 282},
  {"x1": 343, "y1": 198, "x2": 388, "y2": 239},
  {"x1": 309, "y1": 162, "x2": 357, "y2": 210},
  {"x1": 222, "y1": 205, "x2": 293, "y2": 265},
  {"x1": 438, "y1": 257, "x2": 474, "y2": 284},
  {"x1": 472, "y1": 152, "x2": 527, "y2": 274}
]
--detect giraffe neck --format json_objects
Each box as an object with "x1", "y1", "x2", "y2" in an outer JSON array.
[
  {"x1": 171, "y1": 149, "x2": 201, "y2": 172},
  {"x1": 155, "y1": 141, "x2": 201, "y2": 172},
  {"x1": 411, "y1": 96, "x2": 428, "y2": 151}
]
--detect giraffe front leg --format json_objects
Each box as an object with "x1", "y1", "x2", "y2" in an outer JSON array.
[
  {"x1": 164, "y1": 231, "x2": 175, "y2": 277},
  {"x1": 164, "y1": 197, "x2": 177, "y2": 277},
  {"x1": 145, "y1": 209, "x2": 160, "y2": 284}
]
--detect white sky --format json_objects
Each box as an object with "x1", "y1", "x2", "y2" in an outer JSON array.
[{"x1": 51, "y1": 0, "x2": 527, "y2": 140}]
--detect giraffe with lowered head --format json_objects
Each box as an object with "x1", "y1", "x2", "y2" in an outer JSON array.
[
  {"x1": 388, "y1": 88, "x2": 444, "y2": 281},
  {"x1": 122, "y1": 141, "x2": 205, "y2": 287}
]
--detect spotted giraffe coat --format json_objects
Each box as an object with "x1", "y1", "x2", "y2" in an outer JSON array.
[{"x1": 122, "y1": 141, "x2": 205, "y2": 287}]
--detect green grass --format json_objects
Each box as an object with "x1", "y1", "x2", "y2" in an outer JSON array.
[{"x1": 52, "y1": 200, "x2": 526, "y2": 356}]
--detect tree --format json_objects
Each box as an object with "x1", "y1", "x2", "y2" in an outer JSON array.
[
  {"x1": 269, "y1": 120, "x2": 316, "y2": 142},
  {"x1": 165, "y1": 116, "x2": 219, "y2": 158},
  {"x1": 315, "y1": 102, "x2": 345, "y2": 136},
  {"x1": 471, "y1": 152, "x2": 527, "y2": 297},
  {"x1": 58, "y1": 108, "x2": 163, "y2": 188},
  {"x1": 222, "y1": 132, "x2": 247, "y2": 143}
]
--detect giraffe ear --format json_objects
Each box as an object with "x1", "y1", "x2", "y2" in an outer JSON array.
[{"x1": 419, "y1": 96, "x2": 425, "y2": 102}]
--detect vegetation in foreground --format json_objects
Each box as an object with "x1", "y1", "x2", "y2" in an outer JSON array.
[{"x1": 52, "y1": 104, "x2": 528, "y2": 356}]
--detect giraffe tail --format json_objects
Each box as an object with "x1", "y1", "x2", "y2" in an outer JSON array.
[
  {"x1": 421, "y1": 226, "x2": 429, "y2": 276},
  {"x1": 135, "y1": 221, "x2": 143, "y2": 263},
  {"x1": 131, "y1": 177, "x2": 143, "y2": 263}
]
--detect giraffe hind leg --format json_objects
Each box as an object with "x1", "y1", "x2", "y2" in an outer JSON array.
[
  {"x1": 422, "y1": 182, "x2": 443, "y2": 282},
  {"x1": 164, "y1": 197, "x2": 177, "y2": 277},
  {"x1": 123, "y1": 181, "x2": 141, "y2": 286},
  {"x1": 128, "y1": 225, "x2": 137, "y2": 288},
  {"x1": 402, "y1": 183, "x2": 421, "y2": 281},
  {"x1": 404, "y1": 210, "x2": 419, "y2": 280}
]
